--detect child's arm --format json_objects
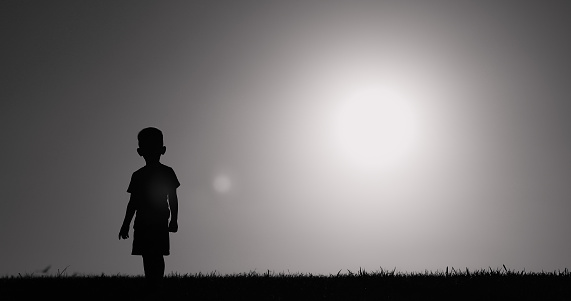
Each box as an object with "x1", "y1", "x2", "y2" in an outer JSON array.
[
  {"x1": 168, "y1": 189, "x2": 178, "y2": 232},
  {"x1": 119, "y1": 194, "x2": 137, "y2": 239}
]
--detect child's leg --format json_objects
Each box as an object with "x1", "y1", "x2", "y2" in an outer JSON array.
[
  {"x1": 142, "y1": 255, "x2": 151, "y2": 278},
  {"x1": 142, "y1": 255, "x2": 165, "y2": 279},
  {"x1": 155, "y1": 255, "x2": 165, "y2": 278}
]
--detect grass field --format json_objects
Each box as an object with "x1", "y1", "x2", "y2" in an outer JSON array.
[{"x1": 2, "y1": 266, "x2": 570, "y2": 300}]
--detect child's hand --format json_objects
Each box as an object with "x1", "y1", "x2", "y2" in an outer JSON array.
[
  {"x1": 118, "y1": 224, "x2": 129, "y2": 240},
  {"x1": 168, "y1": 220, "x2": 178, "y2": 233}
]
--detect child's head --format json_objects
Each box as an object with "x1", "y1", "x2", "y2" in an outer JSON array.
[{"x1": 137, "y1": 127, "x2": 166, "y2": 163}]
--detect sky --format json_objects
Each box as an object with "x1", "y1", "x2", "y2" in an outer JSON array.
[{"x1": 2, "y1": 1, "x2": 571, "y2": 276}]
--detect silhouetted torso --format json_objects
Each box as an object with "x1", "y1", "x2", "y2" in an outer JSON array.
[{"x1": 127, "y1": 163, "x2": 179, "y2": 230}]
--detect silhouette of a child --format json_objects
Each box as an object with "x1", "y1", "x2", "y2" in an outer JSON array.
[{"x1": 119, "y1": 127, "x2": 180, "y2": 284}]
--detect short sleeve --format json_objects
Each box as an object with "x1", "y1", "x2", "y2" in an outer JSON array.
[
  {"x1": 127, "y1": 173, "x2": 137, "y2": 193},
  {"x1": 170, "y1": 168, "x2": 180, "y2": 190}
]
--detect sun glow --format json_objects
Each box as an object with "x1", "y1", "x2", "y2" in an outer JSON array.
[{"x1": 331, "y1": 86, "x2": 419, "y2": 172}]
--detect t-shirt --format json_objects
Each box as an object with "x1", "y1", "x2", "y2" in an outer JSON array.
[{"x1": 127, "y1": 163, "x2": 180, "y2": 229}]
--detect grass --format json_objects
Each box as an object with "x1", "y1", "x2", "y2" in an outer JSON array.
[{"x1": 1, "y1": 266, "x2": 571, "y2": 300}]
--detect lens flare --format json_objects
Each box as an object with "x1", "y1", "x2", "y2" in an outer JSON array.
[{"x1": 213, "y1": 174, "x2": 232, "y2": 194}]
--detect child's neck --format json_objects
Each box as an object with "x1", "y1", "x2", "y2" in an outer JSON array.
[{"x1": 145, "y1": 160, "x2": 161, "y2": 167}]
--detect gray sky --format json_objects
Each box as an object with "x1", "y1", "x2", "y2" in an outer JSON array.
[{"x1": 2, "y1": 1, "x2": 571, "y2": 276}]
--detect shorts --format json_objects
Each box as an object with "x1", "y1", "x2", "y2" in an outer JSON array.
[{"x1": 132, "y1": 225, "x2": 170, "y2": 256}]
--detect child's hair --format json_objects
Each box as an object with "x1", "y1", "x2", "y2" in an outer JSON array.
[{"x1": 138, "y1": 127, "x2": 164, "y2": 148}]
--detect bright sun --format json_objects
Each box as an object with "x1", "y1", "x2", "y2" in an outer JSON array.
[{"x1": 331, "y1": 86, "x2": 419, "y2": 172}]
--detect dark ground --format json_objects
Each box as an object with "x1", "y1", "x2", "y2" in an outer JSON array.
[{"x1": 1, "y1": 269, "x2": 571, "y2": 300}]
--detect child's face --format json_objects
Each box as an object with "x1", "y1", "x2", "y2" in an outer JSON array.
[{"x1": 137, "y1": 145, "x2": 166, "y2": 164}]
